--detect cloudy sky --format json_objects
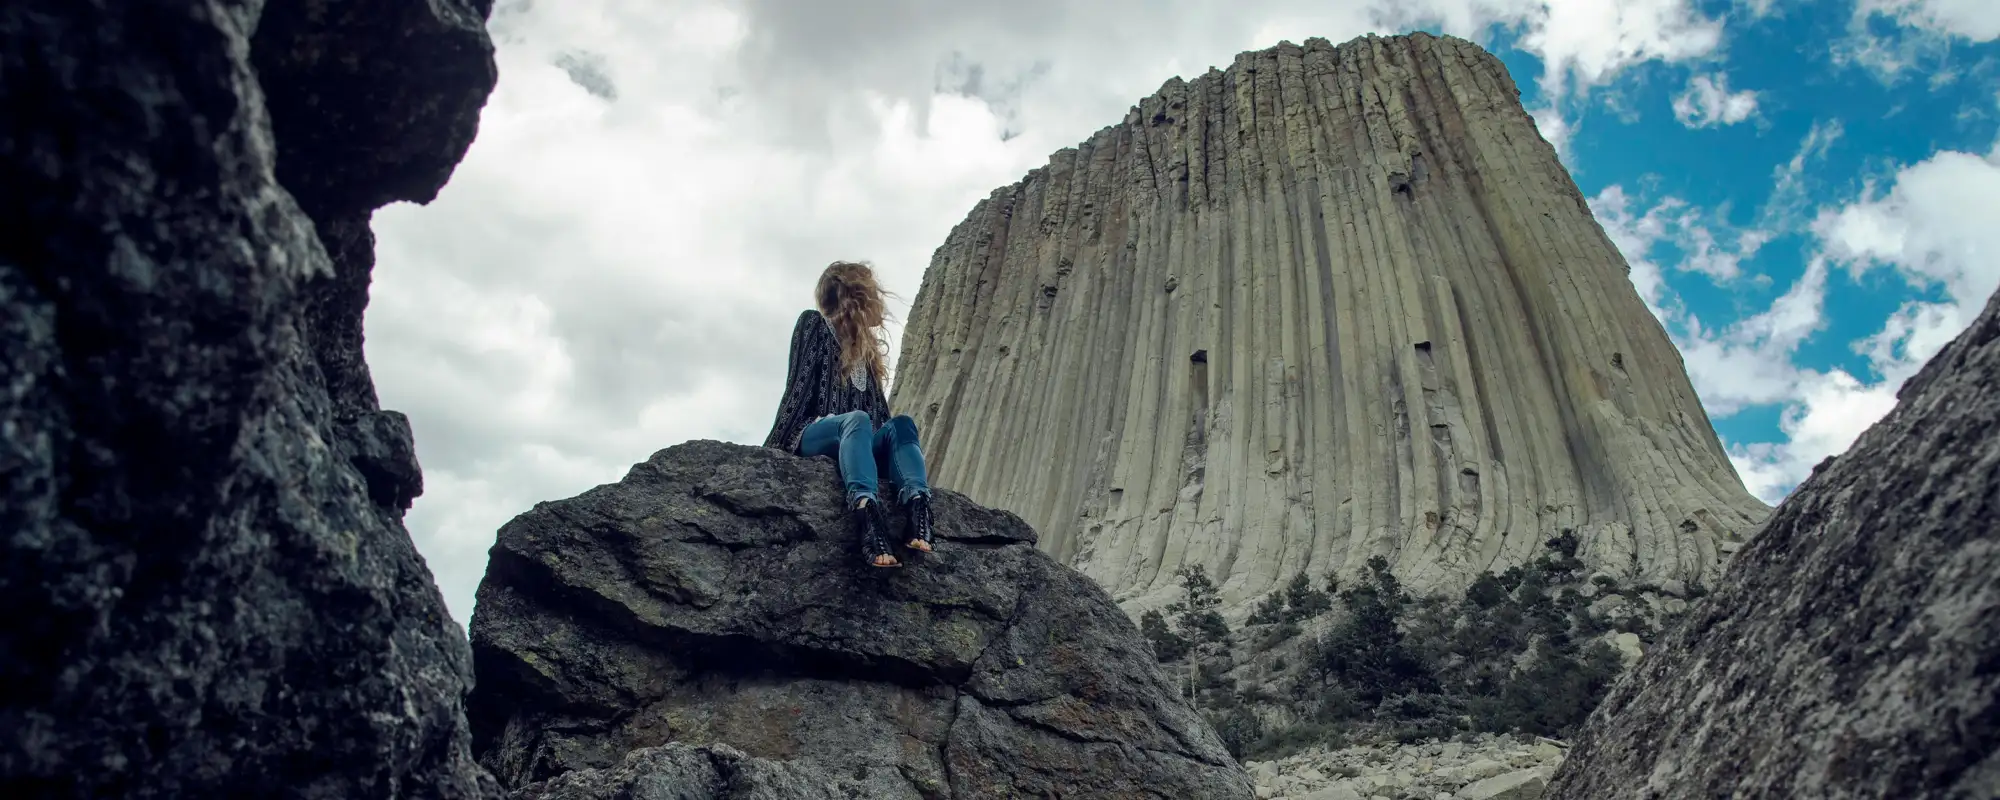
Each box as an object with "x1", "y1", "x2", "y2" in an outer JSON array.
[{"x1": 367, "y1": 0, "x2": 2000, "y2": 625}]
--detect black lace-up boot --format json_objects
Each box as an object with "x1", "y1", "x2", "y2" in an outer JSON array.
[
  {"x1": 854, "y1": 499, "x2": 899, "y2": 567},
  {"x1": 904, "y1": 493, "x2": 935, "y2": 553}
]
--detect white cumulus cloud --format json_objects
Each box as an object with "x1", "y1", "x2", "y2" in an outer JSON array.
[
  {"x1": 1586, "y1": 112, "x2": 2000, "y2": 503},
  {"x1": 1837, "y1": 0, "x2": 2000, "y2": 84},
  {"x1": 1726, "y1": 370, "x2": 1900, "y2": 501},
  {"x1": 1816, "y1": 145, "x2": 2000, "y2": 380},
  {"x1": 1672, "y1": 73, "x2": 1760, "y2": 127},
  {"x1": 1589, "y1": 185, "x2": 1768, "y2": 316},
  {"x1": 1392, "y1": 0, "x2": 1727, "y2": 165},
  {"x1": 1720, "y1": 138, "x2": 2000, "y2": 502},
  {"x1": 1858, "y1": 0, "x2": 2000, "y2": 41}
]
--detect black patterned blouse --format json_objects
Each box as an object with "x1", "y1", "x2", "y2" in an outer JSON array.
[{"x1": 762, "y1": 309, "x2": 893, "y2": 452}]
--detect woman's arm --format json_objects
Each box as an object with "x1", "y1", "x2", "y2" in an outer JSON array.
[{"x1": 762, "y1": 310, "x2": 824, "y2": 449}]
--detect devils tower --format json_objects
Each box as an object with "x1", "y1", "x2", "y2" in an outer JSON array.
[{"x1": 890, "y1": 33, "x2": 1771, "y2": 610}]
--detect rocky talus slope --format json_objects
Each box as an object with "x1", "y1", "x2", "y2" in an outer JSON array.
[
  {"x1": 890, "y1": 33, "x2": 1769, "y2": 610},
  {"x1": 1544, "y1": 290, "x2": 2000, "y2": 797},
  {"x1": 466, "y1": 440, "x2": 1256, "y2": 800},
  {"x1": 1, "y1": 0, "x2": 497, "y2": 796},
  {"x1": 1248, "y1": 736, "x2": 1566, "y2": 800}
]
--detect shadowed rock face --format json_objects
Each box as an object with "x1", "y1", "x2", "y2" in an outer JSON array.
[
  {"x1": 890, "y1": 33, "x2": 1769, "y2": 609},
  {"x1": 1545, "y1": 288, "x2": 2000, "y2": 800},
  {"x1": 0, "y1": 0, "x2": 496, "y2": 796},
  {"x1": 467, "y1": 440, "x2": 1255, "y2": 800},
  {"x1": 252, "y1": 0, "x2": 497, "y2": 433}
]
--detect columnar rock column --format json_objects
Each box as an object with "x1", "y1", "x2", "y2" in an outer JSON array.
[{"x1": 891, "y1": 33, "x2": 1769, "y2": 609}]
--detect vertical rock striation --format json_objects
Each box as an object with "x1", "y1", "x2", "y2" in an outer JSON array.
[
  {"x1": 1545, "y1": 287, "x2": 2000, "y2": 799},
  {"x1": 891, "y1": 33, "x2": 1769, "y2": 608},
  {"x1": 0, "y1": 0, "x2": 497, "y2": 796}
]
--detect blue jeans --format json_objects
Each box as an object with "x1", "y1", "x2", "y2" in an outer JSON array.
[{"x1": 798, "y1": 411, "x2": 931, "y2": 507}]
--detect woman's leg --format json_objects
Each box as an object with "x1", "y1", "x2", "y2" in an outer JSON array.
[
  {"x1": 871, "y1": 415, "x2": 931, "y2": 501},
  {"x1": 799, "y1": 411, "x2": 881, "y2": 507},
  {"x1": 873, "y1": 415, "x2": 934, "y2": 551},
  {"x1": 801, "y1": 412, "x2": 895, "y2": 567}
]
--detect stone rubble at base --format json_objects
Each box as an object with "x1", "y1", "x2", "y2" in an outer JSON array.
[{"x1": 1247, "y1": 734, "x2": 1566, "y2": 800}]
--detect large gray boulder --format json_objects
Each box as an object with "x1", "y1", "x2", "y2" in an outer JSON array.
[
  {"x1": 1545, "y1": 289, "x2": 2000, "y2": 798},
  {"x1": 467, "y1": 440, "x2": 1255, "y2": 800},
  {"x1": 0, "y1": 0, "x2": 497, "y2": 796}
]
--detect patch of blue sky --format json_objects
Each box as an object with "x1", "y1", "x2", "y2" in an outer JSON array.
[
  {"x1": 1455, "y1": 1, "x2": 1999, "y2": 501},
  {"x1": 1711, "y1": 402, "x2": 1785, "y2": 449}
]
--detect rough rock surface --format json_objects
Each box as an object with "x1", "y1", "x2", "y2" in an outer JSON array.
[
  {"x1": 890, "y1": 33, "x2": 1768, "y2": 609},
  {"x1": 1545, "y1": 288, "x2": 2000, "y2": 798},
  {"x1": 1, "y1": 0, "x2": 496, "y2": 796},
  {"x1": 1246, "y1": 735, "x2": 1564, "y2": 800},
  {"x1": 508, "y1": 743, "x2": 852, "y2": 800},
  {"x1": 467, "y1": 440, "x2": 1255, "y2": 800}
]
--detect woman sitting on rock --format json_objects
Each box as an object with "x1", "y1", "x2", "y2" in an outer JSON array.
[{"x1": 763, "y1": 260, "x2": 935, "y2": 568}]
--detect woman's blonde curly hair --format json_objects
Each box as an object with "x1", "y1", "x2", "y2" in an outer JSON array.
[{"x1": 815, "y1": 261, "x2": 892, "y2": 384}]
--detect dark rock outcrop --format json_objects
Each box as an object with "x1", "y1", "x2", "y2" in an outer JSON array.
[
  {"x1": 252, "y1": 0, "x2": 497, "y2": 441},
  {"x1": 468, "y1": 440, "x2": 1255, "y2": 800},
  {"x1": 252, "y1": 0, "x2": 498, "y2": 221},
  {"x1": 1545, "y1": 288, "x2": 2000, "y2": 799},
  {"x1": 1, "y1": 0, "x2": 496, "y2": 796}
]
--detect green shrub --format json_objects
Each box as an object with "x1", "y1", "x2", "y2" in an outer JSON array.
[
  {"x1": 1211, "y1": 705, "x2": 1265, "y2": 758},
  {"x1": 1140, "y1": 609, "x2": 1189, "y2": 662},
  {"x1": 1256, "y1": 619, "x2": 1301, "y2": 652},
  {"x1": 1388, "y1": 717, "x2": 1459, "y2": 744},
  {"x1": 1282, "y1": 572, "x2": 1333, "y2": 621},
  {"x1": 1242, "y1": 721, "x2": 1348, "y2": 761},
  {"x1": 1295, "y1": 681, "x2": 1363, "y2": 722},
  {"x1": 1246, "y1": 571, "x2": 1335, "y2": 631},
  {"x1": 1572, "y1": 605, "x2": 1610, "y2": 637},
  {"x1": 1540, "y1": 530, "x2": 1585, "y2": 580},
  {"x1": 1468, "y1": 640, "x2": 1622, "y2": 736},
  {"x1": 1239, "y1": 684, "x2": 1284, "y2": 705},
  {"x1": 1466, "y1": 573, "x2": 1510, "y2": 609},
  {"x1": 1167, "y1": 564, "x2": 1230, "y2": 646},
  {"x1": 1246, "y1": 592, "x2": 1286, "y2": 626},
  {"x1": 1268, "y1": 533, "x2": 1666, "y2": 745},
  {"x1": 1183, "y1": 532, "x2": 1678, "y2": 750},
  {"x1": 1197, "y1": 657, "x2": 1234, "y2": 692},
  {"x1": 1306, "y1": 557, "x2": 1436, "y2": 704},
  {"x1": 1375, "y1": 691, "x2": 1461, "y2": 720},
  {"x1": 1143, "y1": 565, "x2": 1233, "y2": 664}
]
